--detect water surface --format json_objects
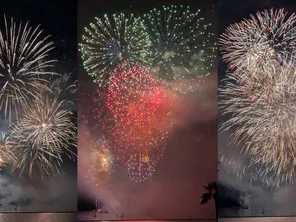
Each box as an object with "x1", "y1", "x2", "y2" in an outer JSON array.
[
  {"x1": 220, "y1": 218, "x2": 296, "y2": 222},
  {"x1": 0, "y1": 213, "x2": 76, "y2": 222},
  {"x1": 78, "y1": 212, "x2": 215, "y2": 221},
  {"x1": 78, "y1": 212, "x2": 296, "y2": 222}
]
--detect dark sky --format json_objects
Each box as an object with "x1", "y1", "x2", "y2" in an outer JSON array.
[
  {"x1": 218, "y1": 0, "x2": 296, "y2": 217},
  {"x1": 78, "y1": 0, "x2": 218, "y2": 220},
  {"x1": 1, "y1": 0, "x2": 77, "y2": 77},
  {"x1": 0, "y1": 0, "x2": 77, "y2": 212}
]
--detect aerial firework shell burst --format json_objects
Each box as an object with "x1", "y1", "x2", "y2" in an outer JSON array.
[
  {"x1": 9, "y1": 91, "x2": 76, "y2": 178},
  {"x1": 219, "y1": 8, "x2": 296, "y2": 70},
  {"x1": 80, "y1": 13, "x2": 152, "y2": 86},
  {"x1": 94, "y1": 62, "x2": 175, "y2": 182},
  {"x1": 219, "y1": 9, "x2": 296, "y2": 185},
  {"x1": 0, "y1": 16, "x2": 57, "y2": 121},
  {"x1": 144, "y1": 5, "x2": 216, "y2": 94},
  {"x1": 82, "y1": 137, "x2": 115, "y2": 186}
]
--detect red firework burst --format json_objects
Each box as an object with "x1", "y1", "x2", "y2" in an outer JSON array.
[{"x1": 94, "y1": 61, "x2": 175, "y2": 165}]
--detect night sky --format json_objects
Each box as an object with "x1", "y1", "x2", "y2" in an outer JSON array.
[
  {"x1": 78, "y1": 0, "x2": 218, "y2": 219},
  {"x1": 218, "y1": 0, "x2": 296, "y2": 217},
  {"x1": 0, "y1": 0, "x2": 77, "y2": 212}
]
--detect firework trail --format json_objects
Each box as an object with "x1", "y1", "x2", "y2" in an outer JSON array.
[
  {"x1": 50, "y1": 73, "x2": 77, "y2": 112},
  {"x1": 144, "y1": 5, "x2": 216, "y2": 94},
  {"x1": 9, "y1": 90, "x2": 76, "y2": 178},
  {"x1": 0, "y1": 132, "x2": 14, "y2": 169},
  {"x1": 0, "y1": 16, "x2": 57, "y2": 121},
  {"x1": 51, "y1": 73, "x2": 77, "y2": 95},
  {"x1": 218, "y1": 137, "x2": 286, "y2": 187},
  {"x1": 80, "y1": 13, "x2": 152, "y2": 86},
  {"x1": 220, "y1": 48, "x2": 296, "y2": 185},
  {"x1": 219, "y1": 8, "x2": 296, "y2": 71}
]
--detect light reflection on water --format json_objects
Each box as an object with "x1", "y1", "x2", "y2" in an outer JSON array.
[
  {"x1": 78, "y1": 214, "x2": 296, "y2": 222},
  {"x1": 97, "y1": 218, "x2": 296, "y2": 222},
  {"x1": 80, "y1": 221, "x2": 216, "y2": 222},
  {"x1": 92, "y1": 221, "x2": 216, "y2": 222},
  {"x1": 219, "y1": 218, "x2": 296, "y2": 222},
  {"x1": 97, "y1": 221, "x2": 216, "y2": 222},
  {"x1": 0, "y1": 213, "x2": 76, "y2": 222},
  {"x1": 78, "y1": 211, "x2": 216, "y2": 221}
]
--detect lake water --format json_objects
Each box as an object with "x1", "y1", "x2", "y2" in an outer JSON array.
[
  {"x1": 0, "y1": 213, "x2": 77, "y2": 222},
  {"x1": 1, "y1": 214, "x2": 294, "y2": 222},
  {"x1": 78, "y1": 212, "x2": 216, "y2": 221},
  {"x1": 220, "y1": 218, "x2": 296, "y2": 222},
  {"x1": 77, "y1": 212, "x2": 296, "y2": 222}
]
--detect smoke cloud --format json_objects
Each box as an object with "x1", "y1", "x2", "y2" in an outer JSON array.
[
  {"x1": 0, "y1": 170, "x2": 76, "y2": 212},
  {"x1": 78, "y1": 67, "x2": 218, "y2": 219},
  {"x1": 219, "y1": 130, "x2": 296, "y2": 216}
]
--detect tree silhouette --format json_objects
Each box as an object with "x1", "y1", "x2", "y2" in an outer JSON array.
[
  {"x1": 200, "y1": 181, "x2": 218, "y2": 219},
  {"x1": 200, "y1": 161, "x2": 220, "y2": 219}
]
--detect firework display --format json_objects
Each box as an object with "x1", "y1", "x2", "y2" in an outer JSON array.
[
  {"x1": 80, "y1": 13, "x2": 152, "y2": 86},
  {"x1": 9, "y1": 124, "x2": 64, "y2": 178},
  {"x1": 219, "y1": 146, "x2": 286, "y2": 187},
  {"x1": 13, "y1": 92, "x2": 76, "y2": 151},
  {"x1": 82, "y1": 136, "x2": 115, "y2": 186},
  {"x1": 81, "y1": 5, "x2": 213, "y2": 183},
  {"x1": 9, "y1": 91, "x2": 76, "y2": 178},
  {"x1": 0, "y1": 16, "x2": 76, "y2": 178},
  {"x1": 0, "y1": 132, "x2": 14, "y2": 168},
  {"x1": 0, "y1": 16, "x2": 57, "y2": 121},
  {"x1": 126, "y1": 152, "x2": 157, "y2": 182},
  {"x1": 219, "y1": 8, "x2": 296, "y2": 71},
  {"x1": 94, "y1": 62, "x2": 174, "y2": 165},
  {"x1": 143, "y1": 5, "x2": 216, "y2": 94},
  {"x1": 219, "y1": 8, "x2": 296, "y2": 185}
]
